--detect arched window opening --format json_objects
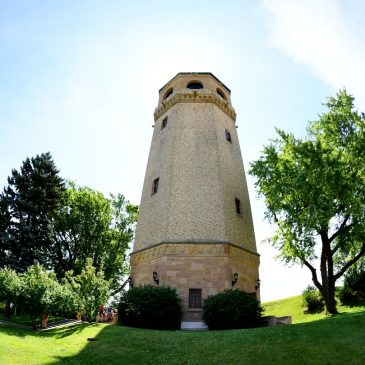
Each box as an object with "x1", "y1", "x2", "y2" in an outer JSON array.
[
  {"x1": 217, "y1": 88, "x2": 226, "y2": 100},
  {"x1": 187, "y1": 81, "x2": 203, "y2": 89},
  {"x1": 163, "y1": 88, "x2": 173, "y2": 100}
]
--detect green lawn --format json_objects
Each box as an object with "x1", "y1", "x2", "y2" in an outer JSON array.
[
  {"x1": 1, "y1": 309, "x2": 365, "y2": 365},
  {"x1": 263, "y1": 294, "x2": 365, "y2": 323}
]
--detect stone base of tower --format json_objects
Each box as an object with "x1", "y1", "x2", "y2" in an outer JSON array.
[{"x1": 130, "y1": 242, "x2": 260, "y2": 321}]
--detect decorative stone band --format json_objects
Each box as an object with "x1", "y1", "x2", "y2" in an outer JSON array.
[
  {"x1": 154, "y1": 92, "x2": 237, "y2": 121},
  {"x1": 130, "y1": 241, "x2": 259, "y2": 266}
]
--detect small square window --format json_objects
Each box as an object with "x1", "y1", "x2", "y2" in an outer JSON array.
[
  {"x1": 189, "y1": 288, "x2": 202, "y2": 308},
  {"x1": 225, "y1": 129, "x2": 232, "y2": 143},
  {"x1": 235, "y1": 198, "x2": 241, "y2": 215},
  {"x1": 161, "y1": 117, "x2": 168, "y2": 130},
  {"x1": 152, "y1": 177, "x2": 159, "y2": 195}
]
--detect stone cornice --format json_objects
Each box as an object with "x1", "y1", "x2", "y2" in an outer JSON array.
[
  {"x1": 154, "y1": 92, "x2": 237, "y2": 121},
  {"x1": 130, "y1": 241, "x2": 259, "y2": 266}
]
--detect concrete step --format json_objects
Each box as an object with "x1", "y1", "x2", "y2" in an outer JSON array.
[{"x1": 181, "y1": 321, "x2": 208, "y2": 330}]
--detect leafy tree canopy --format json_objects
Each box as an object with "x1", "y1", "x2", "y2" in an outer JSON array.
[
  {"x1": 0, "y1": 267, "x2": 22, "y2": 302},
  {"x1": 250, "y1": 89, "x2": 365, "y2": 314},
  {"x1": 51, "y1": 182, "x2": 138, "y2": 290},
  {"x1": 18, "y1": 263, "x2": 66, "y2": 327}
]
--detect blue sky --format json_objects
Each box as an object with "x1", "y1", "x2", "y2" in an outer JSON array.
[{"x1": 1, "y1": 0, "x2": 364, "y2": 301}]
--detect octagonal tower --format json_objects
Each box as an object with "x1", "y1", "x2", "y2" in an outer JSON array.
[{"x1": 130, "y1": 72, "x2": 260, "y2": 321}]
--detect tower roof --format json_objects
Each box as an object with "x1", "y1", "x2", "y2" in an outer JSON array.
[{"x1": 159, "y1": 72, "x2": 231, "y2": 93}]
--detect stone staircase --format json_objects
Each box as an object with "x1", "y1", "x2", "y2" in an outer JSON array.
[
  {"x1": 40, "y1": 319, "x2": 82, "y2": 330},
  {"x1": 0, "y1": 318, "x2": 82, "y2": 330}
]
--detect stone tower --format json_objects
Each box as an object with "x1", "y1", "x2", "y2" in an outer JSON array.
[{"x1": 130, "y1": 72, "x2": 260, "y2": 321}]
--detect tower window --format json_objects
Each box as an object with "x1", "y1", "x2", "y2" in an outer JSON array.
[
  {"x1": 163, "y1": 88, "x2": 173, "y2": 100},
  {"x1": 187, "y1": 81, "x2": 203, "y2": 89},
  {"x1": 217, "y1": 88, "x2": 226, "y2": 100},
  {"x1": 161, "y1": 117, "x2": 168, "y2": 130},
  {"x1": 235, "y1": 198, "x2": 241, "y2": 215},
  {"x1": 189, "y1": 288, "x2": 202, "y2": 308},
  {"x1": 225, "y1": 129, "x2": 232, "y2": 143},
  {"x1": 152, "y1": 177, "x2": 159, "y2": 195}
]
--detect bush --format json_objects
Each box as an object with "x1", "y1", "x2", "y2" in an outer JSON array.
[
  {"x1": 118, "y1": 285, "x2": 182, "y2": 330},
  {"x1": 202, "y1": 289, "x2": 263, "y2": 330},
  {"x1": 339, "y1": 262, "x2": 365, "y2": 306},
  {"x1": 302, "y1": 285, "x2": 324, "y2": 313}
]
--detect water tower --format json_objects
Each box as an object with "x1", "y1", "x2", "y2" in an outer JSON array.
[{"x1": 130, "y1": 72, "x2": 260, "y2": 321}]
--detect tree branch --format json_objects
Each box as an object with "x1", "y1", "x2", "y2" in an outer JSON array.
[
  {"x1": 334, "y1": 243, "x2": 365, "y2": 281},
  {"x1": 303, "y1": 259, "x2": 322, "y2": 291},
  {"x1": 111, "y1": 277, "x2": 130, "y2": 296},
  {"x1": 329, "y1": 219, "x2": 355, "y2": 254},
  {"x1": 329, "y1": 217, "x2": 349, "y2": 242}
]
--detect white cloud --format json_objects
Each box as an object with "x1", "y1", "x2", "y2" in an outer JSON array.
[{"x1": 262, "y1": 0, "x2": 365, "y2": 108}]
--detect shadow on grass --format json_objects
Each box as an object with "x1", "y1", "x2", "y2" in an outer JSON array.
[
  {"x1": 0, "y1": 321, "x2": 92, "y2": 339},
  {"x1": 48, "y1": 324, "x2": 129, "y2": 365}
]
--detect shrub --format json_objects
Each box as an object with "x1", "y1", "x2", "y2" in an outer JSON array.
[
  {"x1": 302, "y1": 285, "x2": 324, "y2": 313},
  {"x1": 202, "y1": 289, "x2": 263, "y2": 330},
  {"x1": 118, "y1": 285, "x2": 182, "y2": 330},
  {"x1": 339, "y1": 262, "x2": 365, "y2": 306}
]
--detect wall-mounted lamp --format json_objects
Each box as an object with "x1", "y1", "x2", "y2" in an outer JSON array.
[
  {"x1": 153, "y1": 271, "x2": 160, "y2": 285},
  {"x1": 127, "y1": 276, "x2": 134, "y2": 288},
  {"x1": 255, "y1": 279, "x2": 261, "y2": 290},
  {"x1": 232, "y1": 272, "x2": 238, "y2": 286}
]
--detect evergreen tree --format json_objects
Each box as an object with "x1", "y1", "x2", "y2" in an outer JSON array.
[{"x1": 0, "y1": 152, "x2": 65, "y2": 271}]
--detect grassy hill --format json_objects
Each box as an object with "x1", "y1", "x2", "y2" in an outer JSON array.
[
  {"x1": 1, "y1": 297, "x2": 364, "y2": 365},
  {"x1": 263, "y1": 294, "x2": 365, "y2": 324}
]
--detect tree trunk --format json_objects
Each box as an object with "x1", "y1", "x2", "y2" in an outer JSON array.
[
  {"x1": 320, "y1": 231, "x2": 338, "y2": 314},
  {"x1": 4, "y1": 299, "x2": 11, "y2": 319},
  {"x1": 322, "y1": 287, "x2": 338, "y2": 314},
  {"x1": 320, "y1": 268, "x2": 338, "y2": 314}
]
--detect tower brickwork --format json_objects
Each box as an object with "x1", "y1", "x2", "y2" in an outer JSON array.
[{"x1": 131, "y1": 73, "x2": 260, "y2": 321}]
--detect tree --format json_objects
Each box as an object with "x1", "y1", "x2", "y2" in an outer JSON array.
[
  {"x1": 250, "y1": 90, "x2": 365, "y2": 314},
  {"x1": 339, "y1": 258, "x2": 365, "y2": 306},
  {"x1": 0, "y1": 152, "x2": 65, "y2": 271},
  {"x1": 19, "y1": 263, "x2": 66, "y2": 328},
  {"x1": 0, "y1": 199, "x2": 11, "y2": 268},
  {"x1": 0, "y1": 267, "x2": 22, "y2": 318},
  {"x1": 66, "y1": 258, "x2": 111, "y2": 321},
  {"x1": 50, "y1": 182, "x2": 137, "y2": 290}
]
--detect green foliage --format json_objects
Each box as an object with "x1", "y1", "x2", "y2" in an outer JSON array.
[
  {"x1": 51, "y1": 182, "x2": 138, "y2": 290},
  {"x1": 1, "y1": 260, "x2": 110, "y2": 324},
  {"x1": 66, "y1": 258, "x2": 111, "y2": 321},
  {"x1": 18, "y1": 263, "x2": 68, "y2": 327},
  {"x1": 0, "y1": 267, "x2": 22, "y2": 302},
  {"x1": 118, "y1": 285, "x2": 182, "y2": 329},
  {"x1": 249, "y1": 89, "x2": 365, "y2": 314},
  {"x1": 0, "y1": 152, "x2": 65, "y2": 271},
  {"x1": 0, "y1": 154, "x2": 137, "y2": 293},
  {"x1": 302, "y1": 286, "x2": 324, "y2": 313},
  {"x1": 339, "y1": 260, "x2": 365, "y2": 306},
  {"x1": 202, "y1": 289, "x2": 263, "y2": 330}
]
